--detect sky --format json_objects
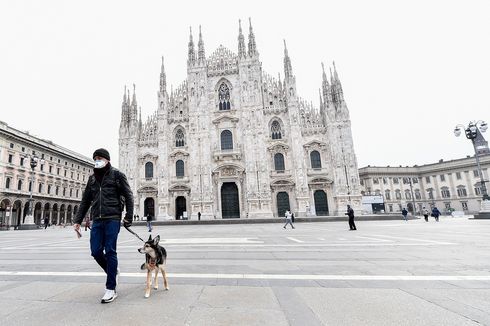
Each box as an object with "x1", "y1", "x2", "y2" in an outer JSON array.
[{"x1": 1, "y1": 0, "x2": 489, "y2": 168}]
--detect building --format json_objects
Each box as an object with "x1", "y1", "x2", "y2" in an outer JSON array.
[
  {"x1": 0, "y1": 120, "x2": 93, "y2": 229},
  {"x1": 359, "y1": 153, "x2": 490, "y2": 215},
  {"x1": 119, "y1": 20, "x2": 361, "y2": 220}
]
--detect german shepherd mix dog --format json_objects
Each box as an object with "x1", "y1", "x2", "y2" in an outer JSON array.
[{"x1": 138, "y1": 235, "x2": 169, "y2": 298}]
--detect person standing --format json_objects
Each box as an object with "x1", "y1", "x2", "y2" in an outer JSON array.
[
  {"x1": 346, "y1": 205, "x2": 357, "y2": 230},
  {"x1": 73, "y1": 148, "x2": 134, "y2": 304},
  {"x1": 43, "y1": 216, "x2": 49, "y2": 230},
  {"x1": 422, "y1": 207, "x2": 429, "y2": 222},
  {"x1": 147, "y1": 213, "x2": 153, "y2": 232},
  {"x1": 431, "y1": 206, "x2": 441, "y2": 222},
  {"x1": 283, "y1": 210, "x2": 295, "y2": 229},
  {"x1": 401, "y1": 208, "x2": 408, "y2": 221},
  {"x1": 198, "y1": 211, "x2": 201, "y2": 221}
]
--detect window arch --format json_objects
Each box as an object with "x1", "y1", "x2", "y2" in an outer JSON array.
[
  {"x1": 415, "y1": 189, "x2": 421, "y2": 199},
  {"x1": 310, "y1": 151, "x2": 322, "y2": 169},
  {"x1": 274, "y1": 153, "x2": 285, "y2": 171},
  {"x1": 5, "y1": 177, "x2": 11, "y2": 189},
  {"x1": 145, "y1": 162, "x2": 154, "y2": 179},
  {"x1": 441, "y1": 187, "x2": 450, "y2": 198},
  {"x1": 457, "y1": 185, "x2": 467, "y2": 197},
  {"x1": 176, "y1": 160, "x2": 184, "y2": 177},
  {"x1": 271, "y1": 120, "x2": 282, "y2": 139},
  {"x1": 385, "y1": 190, "x2": 391, "y2": 200},
  {"x1": 395, "y1": 189, "x2": 401, "y2": 200},
  {"x1": 175, "y1": 129, "x2": 185, "y2": 147},
  {"x1": 220, "y1": 130, "x2": 233, "y2": 150},
  {"x1": 17, "y1": 180, "x2": 22, "y2": 191},
  {"x1": 218, "y1": 82, "x2": 231, "y2": 110},
  {"x1": 405, "y1": 190, "x2": 411, "y2": 200}
]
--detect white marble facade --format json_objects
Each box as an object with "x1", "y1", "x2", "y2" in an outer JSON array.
[{"x1": 119, "y1": 20, "x2": 361, "y2": 220}]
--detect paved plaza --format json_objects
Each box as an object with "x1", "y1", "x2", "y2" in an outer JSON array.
[{"x1": 1, "y1": 217, "x2": 490, "y2": 325}]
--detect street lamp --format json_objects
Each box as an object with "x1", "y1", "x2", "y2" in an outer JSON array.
[
  {"x1": 18, "y1": 154, "x2": 45, "y2": 229},
  {"x1": 454, "y1": 120, "x2": 490, "y2": 218}
]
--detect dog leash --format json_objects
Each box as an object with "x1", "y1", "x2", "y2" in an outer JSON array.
[{"x1": 124, "y1": 225, "x2": 145, "y2": 242}]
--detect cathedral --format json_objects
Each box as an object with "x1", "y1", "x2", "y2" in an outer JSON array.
[{"x1": 119, "y1": 19, "x2": 361, "y2": 220}]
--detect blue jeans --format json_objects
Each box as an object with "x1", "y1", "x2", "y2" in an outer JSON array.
[
  {"x1": 90, "y1": 219, "x2": 120, "y2": 290},
  {"x1": 147, "y1": 221, "x2": 152, "y2": 232}
]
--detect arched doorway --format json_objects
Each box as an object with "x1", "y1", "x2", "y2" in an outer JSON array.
[
  {"x1": 221, "y1": 182, "x2": 240, "y2": 218},
  {"x1": 23, "y1": 202, "x2": 30, "y2": 223},
  {"x1": 13, "y1": 200, "x2": 22, "y2": 227},
  {"x1": 52, "y1": 204, "x2": 58, "y2": 225},
  {"x1": 34, "y1": 202, "x2": 42, "y2": 225},
  {"x1": 43, "y1": 203, "x2": 50, "y2": 223},
  {"x1": 144, "y1": 198, "x2": 155, "y2": 218},
  {"x1": 175, "y1": 196, "x2": 186, "y2": 220},
  {"x1": 314, "y1": 190, "x2": 329, "y2": 216},
  {"x1": 276, "y1": 192, "x2": 290, "y2": 218},
  {"x1": 0, "y1": 199, "x2": 11, "y2": 228}
]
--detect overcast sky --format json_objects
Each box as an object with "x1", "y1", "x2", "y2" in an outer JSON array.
[{"x1": 1, "y1": 0, "x2": 489, "y2": 168}]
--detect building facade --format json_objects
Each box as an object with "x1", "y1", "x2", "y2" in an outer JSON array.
[
  {"x1": 359, "y1": 154, "x2": 490, "y2": 215},
  {"x1": 0, "y1": 120, "x2": 93, "y2": 229},
  {"x1": 119, "y1": 21, "x2": 361, "y2": 220}
]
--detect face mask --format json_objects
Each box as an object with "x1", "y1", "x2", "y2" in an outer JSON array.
[{"x1": 94, "y1": 159, "x2": 107, "y2": 169}]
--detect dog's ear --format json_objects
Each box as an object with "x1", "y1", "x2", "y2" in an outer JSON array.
[
  {"x1": 148, "y1": 235, "x2": 152, "y2": 241},
  {"x1": 153, "y1": 235, "x2": 160, "y2": 245}
]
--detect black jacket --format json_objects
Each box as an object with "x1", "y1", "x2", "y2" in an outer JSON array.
[{"x1": 74, "y1": 166, "x2": 134, "y2": 224}]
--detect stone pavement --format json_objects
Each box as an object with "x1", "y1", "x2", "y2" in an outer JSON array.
[{"x1": 1, "y1": 217, "x2": 490, "y2": 325}]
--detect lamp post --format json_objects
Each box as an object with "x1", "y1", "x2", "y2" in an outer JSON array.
[
  {"x1": 19, "y1": 154, "x2": 45, "y2": 229},
  {"x1": 454, "y1": 120, "x2": 490, "y2": 218}
]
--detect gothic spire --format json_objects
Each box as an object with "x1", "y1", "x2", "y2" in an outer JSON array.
[
  {"x1": 247, "y1": 17, "x2": 258, "y2": 57},
  {"x1": 238, "y1": 19, "x2": 246, "y2": 58},
  {"x1": 160, "y1": 56, "x2": 167, "y2": 93},
  {"x1": 283, "y1": 39, "x2": 293, "y2": 78},
  {"x1": 188, "y1": 26, "x2": 195, "y2": 65},
  {"x1": 131, "y1": 83, "x2": 137, "y2": 107},
  {"x1": 333, "y1": 61, "x2": 344, "y2": 102},
  {"x1": 198, "y1": 25, "x2": 205, "y2": 63},
  {"x1": 122, "y1": 85, "x2": 127, "y2": 105}
]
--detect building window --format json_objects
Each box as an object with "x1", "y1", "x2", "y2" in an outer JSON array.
[
  {"x1": 64, "y1": 170, "x2": 67, "y2": 177},
  {"x1": 145, "y1": 162, "x2": 154, "y2": 179},
  {"x1": 71, "y1": 172, "x2": 73, "y2": 179},
  {"x1": 310, "y1": 151, "x2": 322, "y2": 169},
  {"x1": 76, "y1": 189, "x2": 79, "y2": 198},
  {"x1": 427, "y1": 188, "x2": 434, "y2": 199},
  {"x1": 40, "y1": 164, "x2": 44, "y2": 171},
  {"x1": 176, "y1": 160, "x2": 184, "y2": 177},
  {"x1": 456, "y1": 172, "x2": 462, "y2": 180},
  {"x1": 389, "y1": 205, "x2": 393, "y2": 212},
  {"x1": 56, "y1": 186, "x2": 59, "y2": 196},
  {"x1": 220, "y1": 130, "x2": 233, "y2": 150},
  {"x1": 20, "y1": 157, "x2": 24, "y2": 166},
  {"x1": 5, "y1": 177, "x2": 11, "y2": 189},
  {"x1": 440, "y1": 174, "x2": 445, "y2": 182},
  {"x1": 375, "y1": 189, "x2": 381, "y2": 196},
  {"x1": 218, "y1": 82, "x2": 231, "y2": 110},
  {"x1": 373, "y1": 178, "x2": 379, "y2": 184},
  {"x1": 29, "y1": 181, "x2": 32, "y2": 192},
  {"x1": 17, "y1": 180, "x2": 22, "y2": 190},
  {"x1": 461, "y1": 202, "x2": 468, "y2": 211},
  {"x1": 22, "y1": 147, "x2": 25, "y2": 152},
  {"x1": 475, "y1": 183, "x2": 482, "y2": 195},
  {"x1": 48, "y1": 185, "x2": 51, "y2": 194},
  {"x1": 457, "y1": 186, "x2": 467, "y2": 197},
  {"x1": 403, "y1": 177, "x2": 409, "y2": 184},
  {"x1": 49, "y1": 166, "x2": 52, "y2": 173},
  {"x1": 393, "y1": 177, "x2": 399, "y2": 184},
  {"x1": 8, "y1": 154, "x2": 13, "y2": 163},
  {"x1": 412, "y1": 178, "x2": 418, "y2": 184},
  {"x1": 38, "y1": 183, "x2": 42, "y2": 193},
  {"x1": 175, "y1": 129, "x2": 185, "y2": 147},
  {"x1": 444, "y1": 202, "x2": 451, "y2": 210},
  {"x1": 69, "y1": 189, "x2": 73, "y2": 197},
  {"x1": 385, "y1": 190, "x2": 391, "y2": 200},
  {"x1": 405, "y1": 190, "x2": 411, "y2": 200},
  {"x1": 425, "y1": 176, "x2": 431, "y2": 183},
  {"x1": 382, "y1": 177, "x2": 387, "y2": 184},
  {"x1": 9, "y1": 143, "x2": 14, "y2": 149},
  {"x1": 473, "y1": 170, "x2": 480, "y2": 177},
  {"x1": 274, "y1": 153, "x2": 285, "y2": 171},
  {"x1": 395, "y1": 190, "x2": 401, "y2": 200},
  {"x1": 441, "y1": 187, "x2": 450, "y2": 198},
  {"x1": 57, "y1": 168, "x2": 60, "y2": 175},
  {"x1": 271, "y1": 120, "x2": 282, "y2": 139},
  {"x1": 414, "y1": 190, "x2": 421, "y2": 199},
  {"x1": 63, "y1": 188, "x2": 66, "y2": 196}
]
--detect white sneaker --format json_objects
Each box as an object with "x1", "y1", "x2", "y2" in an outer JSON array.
[{"x1": 101, "y1": 289, "x2": 117, "y2": 304}]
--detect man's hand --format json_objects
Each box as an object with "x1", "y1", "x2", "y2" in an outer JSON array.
[{"x1": 123, "y1": 218, "x2": 132, "y2": 228}]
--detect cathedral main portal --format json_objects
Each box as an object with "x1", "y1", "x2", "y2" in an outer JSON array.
[{"x1": 221, "y1": 182, "x2": 240, "y2": 218}]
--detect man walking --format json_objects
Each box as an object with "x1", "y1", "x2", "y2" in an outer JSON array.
[
  {"x1": 73, "y1": 148, "x2": 133, "y2": 304},
  {"x1": 346, "y1": 205, "x2": 357, "y2": 230},
  {"x1": 146, "y1": 213, "x2": 153, "y2": 232},
  {"x1": 431, "y1": 206, "x2": 441, "y2": 222},
  {"x1": 43, "y1": 216, "x2": 49, "y2": 229},
  {"x1": 422, "y1": 207, "x2": 429, "y2": 222},
  {"x1": 283, "y1": 209, "x2": 295, "y2": 229},
  {"x1": 401, "y1": 208, "x2": 408, "y2": 221}
]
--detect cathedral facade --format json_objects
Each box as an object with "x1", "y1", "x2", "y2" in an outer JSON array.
[{"x1": 119, "y1": 20, "x2": 361, "y2": 220}]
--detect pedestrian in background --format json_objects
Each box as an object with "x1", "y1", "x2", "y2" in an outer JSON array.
[
  {"x1": 147, "y1": 214, "x2": 153, "y2": 232},
  {"x1": 422, "y1": 207, "x2": 429, "y2": 222},
  {"x1": 43, "y1": 216, "x2": 49, "y2": 229},
  {"x1": 402, "y1": 208, "x2": 408, "y2": 221},
  {"x1": 346, "y1": 205, "x2": 357, "y2": 230},
  {"x1": 431, "y1": 206, "x2": 441, "y2": 222},
  {"x1": 283, "y1": 210, "x2": 295, "y2": 229},
  {"x1": 198, "y1": 211, "x2": 201, "y2": 221}
]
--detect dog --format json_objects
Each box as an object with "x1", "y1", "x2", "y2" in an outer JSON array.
[{"x1": 138, "y1": 235, "x2": 169, "y2": 298}]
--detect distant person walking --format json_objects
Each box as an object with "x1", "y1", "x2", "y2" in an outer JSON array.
[
  {"x1": 431, "y1": 207, "x2": 441, "y2": 222},
  {"x1": 198, "y1": 211, "x2": 201, "y2": 221},
  {"x1": 146, "y1": 214, "x2": 153, "y2": 232},
  {"x1": 43, "y1": 216, "x2": 49, "y2": 229},
  {"x1": 422, "y1": 207, "x2": 429, "y2": 222},
  {"x1": 346, "y1": 205, "x2": 357, "y2": 230},
  {"x1": 283, "y1": 210, "x2": 295, "y2": 229},
  {"x1": 401, "y1": 208, "x2": 408, "y2": 221}
]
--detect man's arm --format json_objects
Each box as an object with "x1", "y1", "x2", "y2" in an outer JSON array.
[
  {"x1": 74, "y1": 180, "x2": 93, "y2": 225},
  {"x1": 119, "y1": 172, "x2": 134, "y2": 221}
]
